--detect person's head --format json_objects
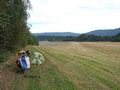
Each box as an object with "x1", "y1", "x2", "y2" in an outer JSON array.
[
  {"x1": 17, "y1": 52, "x2": 21, "y2": 56},
  {"x1": 21, "y1": 51, "x2": 26, "y2": 57},
  {"x1": 26, "y1": 50, "x2": 30, "y2": 56},
  {"x1": 17, "y1": 48, "x2": 23, "y2": 56}
]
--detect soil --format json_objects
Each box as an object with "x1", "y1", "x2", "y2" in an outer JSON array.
[{"x1": 0, "y1": 65, "x2": 15, "y2": 90}]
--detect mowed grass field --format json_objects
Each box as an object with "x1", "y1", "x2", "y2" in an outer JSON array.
[{"x1": 3, "y1": 42, "x2": 120, "y2": 90}]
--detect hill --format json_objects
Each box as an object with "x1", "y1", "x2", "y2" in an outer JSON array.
[
  {"x1": 33, "y1": 32, "x2": 80, "y2": 37},
  {"x1": 33, "y1": 28, "x2": 120, "y2": 38},
  {"x1": 86, "y1": 28, "x2": 120, "y2": 36},
  {"x1": 32, "y1": 28, "x2": 120, "y2": 41}
]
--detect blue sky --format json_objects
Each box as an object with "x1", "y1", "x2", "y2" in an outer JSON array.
[{"x1": 28, "y1": 0, "x2": 120, "y2": 33}]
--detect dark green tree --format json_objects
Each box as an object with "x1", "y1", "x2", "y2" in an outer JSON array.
[{"x1": 0, "y1": 0, "x2": 37, "y2": 52}]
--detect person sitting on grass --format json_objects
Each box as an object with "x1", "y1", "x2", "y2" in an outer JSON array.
[
  {"x1": 16, "y1": 49, "x2": 24, "y2": 72},
  {"x1": 25, "y1": 50, "x2": 30, "y2": 69},
  {"x1": 16, "y1": 51, "x2": 22, "y2": 68},
  {"x1": 16, "y1": 49, "x2": 31, "y2": 72}
]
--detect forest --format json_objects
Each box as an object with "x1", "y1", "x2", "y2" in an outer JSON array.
[{"x1": 0, "y1": 0, "x2": 38, "y2": 62}]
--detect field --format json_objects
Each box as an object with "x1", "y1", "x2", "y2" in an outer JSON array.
[{"x1": 1, "y1": 42, "x2": 120, "y2": 90}]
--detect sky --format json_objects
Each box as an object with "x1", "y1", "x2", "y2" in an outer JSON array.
[{"x1": 28, "y1": 0, "x2": 120, "y2": 33}]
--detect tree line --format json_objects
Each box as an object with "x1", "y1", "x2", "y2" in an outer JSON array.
[
  {"x1": 37, "y1": 33, "x2": 120, "y2": 42},
  {"x1": 0, "y1": 0, "x2": 38, "y2": 51}
]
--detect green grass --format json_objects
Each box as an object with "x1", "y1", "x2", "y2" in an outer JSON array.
[
  {"x1": 10, "y1": 42, "x2": 120, "y2": 90},
  {"x1": 12, "y1": 45, "x2": 77, "y2": 90},
  {"x1": 12, "y1": 61, "x2": 77, "y2": 90}
]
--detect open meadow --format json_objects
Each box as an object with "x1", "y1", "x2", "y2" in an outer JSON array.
[{"x1": 1, "y1": 42, "x2": 120, "y2": 90}]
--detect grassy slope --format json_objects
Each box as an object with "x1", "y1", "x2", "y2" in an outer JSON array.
[
  {"x1": 11, "y1": 43, "x2": 77, "y2": 90},
  {"x1": 1, "y1": 42, "x2": 120, "y2": 90},
  {"x1": 33, "y1": 42, "x2": 120, "y2": 90}
]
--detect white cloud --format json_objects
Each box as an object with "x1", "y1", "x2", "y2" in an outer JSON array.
[{"x1": 28, "y1": 0, "x2": 120, "y2": 33}]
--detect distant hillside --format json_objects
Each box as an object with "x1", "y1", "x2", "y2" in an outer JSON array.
[
  {"x1": 33, "y1": 32, "x2": 80, "y2": 37},
  {"x1": 33, "y1": 28, "x2": 120, "y2": 37},
  {"x1": 86, "y1": 28, "x2": 120, "y2": 36},
  {"x1": 33, "y1": 28, "x2": 120, "y2": 41}
]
